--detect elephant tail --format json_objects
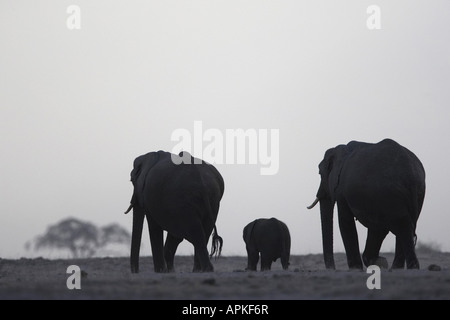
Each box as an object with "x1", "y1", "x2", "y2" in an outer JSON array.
[{"x1": 209, "y1": 226, "x2": 223, "y2": 259}]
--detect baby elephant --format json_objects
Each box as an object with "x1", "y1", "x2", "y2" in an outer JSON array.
[{"x1": 243, "y1": 218, "x2": 291, "y2": 271}]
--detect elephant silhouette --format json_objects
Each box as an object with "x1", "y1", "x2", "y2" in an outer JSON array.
[
  {"x1": 308, "y1": 139, "x2": 425, "y2": 270},
  {"x1": 125, "y1": 150, "x2": 224, "y2": 273},
  {"x1": 243, "y1": 218, "x2": 291, "y2": 271}
]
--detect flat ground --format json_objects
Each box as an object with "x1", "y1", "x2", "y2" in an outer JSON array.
[{"x1": 1, "y1": 251, "x2": 449, "y2": 300}]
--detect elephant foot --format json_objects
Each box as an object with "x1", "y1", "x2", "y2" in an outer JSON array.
[
  {"x1": 373, "y1": 256, "x2": 388, "y2": 269},
  {"x1": 349, "y1": 265, "x2": 364, "y2": 271},
  {"x1": 193, "y1": 268, "x2": 214, "y2": 273},
  {"x1": 406, "y1": 259, "x2": 420, "y2": 270},
  {"x1": 131, "y1": 266, "x2": 139, "y2": 274},
  {"x1": 348, "y1": 260, "x2": 364, "y2": 270},
  {"x1": 363, "y1": 255, "x2": 388, "y2": 269},
  {"x1": 260, "y1": 265, "x2": 271, "y2": 272},
  {"x1": 154, "y1": 266, "x2": 169, "y2": 273},
  {"x1": 281, "y1": 259, "x2": 290, "y2": 270},
  {"x1": 391, "y1": 258, "x2": 405, "y2": 269},
  {"x1": 193, "y1": 264, "x2": 214, "y2": 273}
]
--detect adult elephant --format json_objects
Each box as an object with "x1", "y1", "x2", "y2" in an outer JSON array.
[
  {"x1": 307, "y1": 139, "x2": 425, "y2": 270},
  {"x1": 243, "y1": 218, "x2": 291, "y2": 271},
  {"x1": 124, "y1": 150, "x2": 224, "y2": 273}
]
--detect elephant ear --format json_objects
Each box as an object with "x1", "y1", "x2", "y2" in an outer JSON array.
[
  {"x1": 326, "y1": 145, "x2": 349, "y2": 203},
  {"x1": 131, "y1": 151, "x2": 162, "y2": 196},
  {"x1": 130, "y1": 156, "x2": 144, "y2": 185},
  {"x1": 243, "y1": 220, "x2": 257, "y2": 245}
]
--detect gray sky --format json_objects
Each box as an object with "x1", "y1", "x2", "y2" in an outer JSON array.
[{"x1": 1, "y1": 1, "x2": 449, "y2": 259}]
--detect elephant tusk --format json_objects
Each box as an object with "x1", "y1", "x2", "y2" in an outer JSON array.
[
  {"x1": 307, "y1": 197, "x2": 320, "y2": 210},
  {"x1": 124, "y1": 204, "x2": 133, "y2": 214}
]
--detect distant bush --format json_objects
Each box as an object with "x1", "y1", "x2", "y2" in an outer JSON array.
[
  {"x1": 26, "y1": 217, "x2": 131, "y2": 258},
  {"x1": 416, "y1": 241, "x2": 442, "y2": 254}
]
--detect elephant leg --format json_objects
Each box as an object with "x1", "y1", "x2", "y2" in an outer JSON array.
[
  {"x1": 391, "y1": 237, "x2": 406, "y2": 269},
  {"x1": 260, "y1": 253, "x2": 272, "y2": 271},
  {"x1": 164, "y1": 234, "x2": 183, "y2": 272},
  {"x1": 281, "y1": 251, "x2": 290, "y2": 270},
  {"x1": 184, "y1": 219, "x2": 214, "y2": 272},
  {"x1": 281, "y1": 232, "x2": 291, "y2": 270},
  {"x1": 362, "y1": 228, "x2": 389, "y2": 268},
  {"x1": 147, "y1": 216, "x2": 167, "y2": 273},
  {"x1": 130, "y1": 207, "x2": 145, "y2": 273},
  {"x1": 193, "y1": 218, "x2": 213, "y2": 272},
  {"x1": 245, "y1": 247, "x2": 259, "y2": 271},
  {"x1": 398, "y1": 230, "x2": 419, "y2": 269},
  {"x1": 193, "y1": 254, "x2": 201, "y2": 272},
  {"x1": 192, "y1": 245, "x2": 213, "y2": 272},
  {"x1": 337, "y1": 201, "x2": 363, "y2": 270},
  {"x1": 391, "y1": 217, "x2": 419, "y2": 269}
]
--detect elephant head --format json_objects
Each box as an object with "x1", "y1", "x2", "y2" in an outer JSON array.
[
  {"x1": 124, "y1": 151, "x2": 164, "y2": 214},
  {"x1": 307, "y1": 144, "x2": 350, "y2": 269}
]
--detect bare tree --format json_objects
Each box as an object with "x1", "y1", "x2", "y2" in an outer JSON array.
[
  {"x1": 99, "y1": 223, "x2": 131, "y2": 247},
  {"x1": 32, "y1": 218, "x2": 99, "y2": 258},
  {"x1": 28, "y1": 218, "x2": 131, "y2": 258}
]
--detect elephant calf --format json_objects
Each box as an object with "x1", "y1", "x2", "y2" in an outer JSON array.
[{"x1": 243, "y1": 218, "x2": 291, "y2": 271}]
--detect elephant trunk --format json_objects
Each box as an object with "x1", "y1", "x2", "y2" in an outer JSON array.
[
  {"x1": 130, "y1": 207, "x2": 145, "y2": 273},
  {"x1": 320, "y1": 198, "x2": 336, "y2": 270}
]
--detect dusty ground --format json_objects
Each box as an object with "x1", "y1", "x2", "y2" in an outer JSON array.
[{"x1": 1, "y1": 251, "x2": 449, "y2": 300}]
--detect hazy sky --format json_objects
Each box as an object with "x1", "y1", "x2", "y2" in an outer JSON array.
[{"x1": 1, "y1": 1, "x2": 449, "y2": 259}]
